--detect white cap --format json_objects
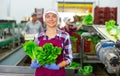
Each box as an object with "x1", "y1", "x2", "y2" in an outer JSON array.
[
  {"x1": 43, "y1": 8, "x2": 59, "y2": 22},
  {"x1": 63, "y1": 17, "x2": 74, "y2": 23}
]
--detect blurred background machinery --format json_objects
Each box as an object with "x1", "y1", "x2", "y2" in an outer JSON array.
[{"x1": 96, "y1": 39, "x2": 120, "y2": 76}]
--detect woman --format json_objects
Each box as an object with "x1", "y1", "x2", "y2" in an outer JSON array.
[
  {"x1": 62, "y1": 17, "x2": 82, "y2": 36},
  {"x1": 30, "y1": 8, "x2": 73, "y2": 76},
  {"x1": 61, "y1": 17, "x2": 82, "y2": 53}
]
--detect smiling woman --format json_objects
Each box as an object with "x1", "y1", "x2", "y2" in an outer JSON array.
[
  {"x1": 31, "y1": 8, "x2": 73, "y2": 76},
  {"x1": 45, "y1": 12, "x2": 58, "y2": 28}
]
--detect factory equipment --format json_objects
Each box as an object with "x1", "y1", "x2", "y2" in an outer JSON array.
[
  {"x1": 0, "y1": 21, "x2": 15, "y2": 48},
  {"x1": 96, "y1": 39, "x2": 120, "y2": 75}
]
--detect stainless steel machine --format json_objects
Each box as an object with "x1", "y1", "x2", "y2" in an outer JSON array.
[{"x1": 96, "y1": 39, "x2": 120, "y2": 76}]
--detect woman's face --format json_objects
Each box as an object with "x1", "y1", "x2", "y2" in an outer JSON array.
[
  {"x1": 66, "y1": 19, "x2": 72, "y2": 25},
  {"x1": 45, "y1": 12, "x2": 58, "y2": 28}
]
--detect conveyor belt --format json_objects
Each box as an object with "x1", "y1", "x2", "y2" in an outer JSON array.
[
  {"x1": 93, "y1": 25, "x2": 117, "y2": 42},
  {"x1": 0, "y1": 65, "x2": 35, "y2": 76},
  {"x1": 0, "y1": 48, "x2": 26, "y2": 65},
  {"x1": 0, "y1": 64, "x2": 111, "y2": 76}
]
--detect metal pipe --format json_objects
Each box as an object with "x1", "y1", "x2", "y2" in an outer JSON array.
[
  {"x1": 7, "y1": 0, "x2": 11, "y2": 17},
  {"x1": 62, "y1": 0, "x2": 65, "y2": 12}
]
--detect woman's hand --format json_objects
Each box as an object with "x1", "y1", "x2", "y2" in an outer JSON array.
[
  {"x1": 44, "y1": 61, "x2": 67, "y2": 70},
  {"x1": 30, "y1": 60, "x2": 41, "y2": 69},
  {"x1": 44, "y1": 63, "x2": 60, "y2": 70},
  {"x1": 77, "y1": 24, "x2": 83, "y2": 31}
]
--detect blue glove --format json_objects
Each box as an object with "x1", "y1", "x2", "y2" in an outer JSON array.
[
  {"x1": 44, "y1": 63, "x2": 60, "y2": 70},
  {"x1": 30, "y1": 60, "x2": 41, "y2": 69}
]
